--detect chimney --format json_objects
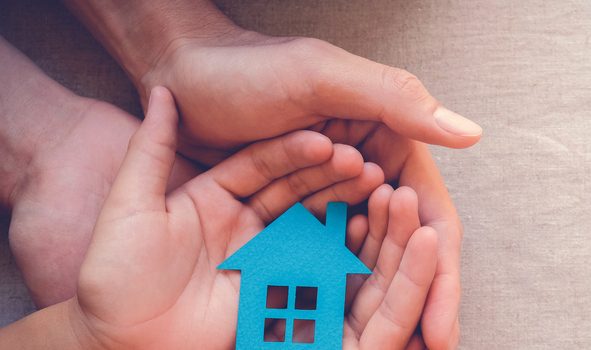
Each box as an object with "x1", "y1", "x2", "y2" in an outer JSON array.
[{"x1": 325, "y1": 202, "x2": 347, "y2": 245}]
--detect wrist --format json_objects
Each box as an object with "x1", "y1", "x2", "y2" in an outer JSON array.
[
  {"x1": 0, "y1": 38, "x2": 83, "y2": 210},
  {"x1": 0, "y1": 81, "x2": 87, "y2": 212},
  {"x1": 65, "y1": 0, "x2": 245, "y2": 91},
  {"x1": 0, "y1": 299, "x2": 101, "y2": 350},
  {"x1": 137, "y1": 26, "x2": 266, "y2": 106},
  {"x1": 65, "y1": 298, "x2": 107, "y2": 350}
]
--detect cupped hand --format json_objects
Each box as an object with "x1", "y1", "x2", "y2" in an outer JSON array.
[
  {"x1": 70, "y1": 87, "x2": 385, "y2": 349},
  {"x1": 141, "y1": 34, "x2": 481, "y2": 164},
  {"x1": 265, "y1": 185, "x2": 438, "y2": 349},
  {"x1": 141, "y1": 32, "x2": 472, "y2": 348},
  {"x1": 330, "y1": 124, "x2": 464, "y2": 349}
]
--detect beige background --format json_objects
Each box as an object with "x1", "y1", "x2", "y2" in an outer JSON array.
[{"x1": 1, "y1": 0, "x2": 590, "y2": 348}]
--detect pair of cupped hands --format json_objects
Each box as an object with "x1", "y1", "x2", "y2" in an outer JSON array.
[{"x1": 11, "y1": 35, "x2": 481, "y2": 349}]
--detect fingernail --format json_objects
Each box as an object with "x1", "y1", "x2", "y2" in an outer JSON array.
[{"x1": 434, "y1": 106, "x2": 482, "y2": 136}]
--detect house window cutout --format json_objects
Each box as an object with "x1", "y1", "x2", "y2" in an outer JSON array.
[
  {"x1": 266, "y1": 285, "x2": 288, "y2": 309},
  {"x1": 264, "y1": 318, "x2": 286, "y2": 342},
  {"x1": 295, "y1": 286, "x2": 318, "y2": 310},
  {"x1": 292, "y1": 319, "x2": 315, "y2": 344}
]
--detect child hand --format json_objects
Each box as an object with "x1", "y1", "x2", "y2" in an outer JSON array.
[
  {"x1": 68, "y1": 87, "x2": 384, "y2": 349},
  {"x1": 265, "y1": 185, "x2": 438, "y2": 349},
  {"x1": 343, "y1": 185, "x2": 438, "y2": 349}
]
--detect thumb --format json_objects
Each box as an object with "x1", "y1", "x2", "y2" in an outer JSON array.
[
  {"x1": 104, "y1": 86, "x2": 178, "y2": 214},
  {"x1": 299, "y1": 39, "x2": 482, "y2": 148}
]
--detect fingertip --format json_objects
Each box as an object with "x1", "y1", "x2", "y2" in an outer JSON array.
[
  {"x1": 389, "y1": 186, "x2": 419, "y2": 214},
  {"x1": 147, "y1": 86, "x2": 176, "y2": 118},
  {"x1": 362, "y1": 162, "x2": 386, "y2": 187},
  {"x1": 393, "y1": 185, "x2": 418, "y2": 200},
  {"x1": 104, "y1": 86, "x2": 179, "y2": 213},
  {"x1": 148, "y1": 85, "x2": 172, "y2": 104},
  {"x1": 368, "y1": 183, "x2": 394, "y2": 212},
  {"x1": 296, "y1": 130, "x2": 334, "y2": 163},
  {"x1": 331, "y1": 144, "x2": 365, "y2": 177},
  {"x1": 141, "y1": 86, "x2": 179, "y2": 147},
  {"x1": 411, "y1": 227, "x2": 439, "y2": 276},
  {"x1": 374, "y1": 183, "x2": 395, "y2": 197},
  {"x1": 349, "y1": 214, "x2": 369, "y2": 233}
]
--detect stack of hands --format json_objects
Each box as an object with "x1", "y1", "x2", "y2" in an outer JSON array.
[{"x1": 0, "y1": 1, "x2": 481, "y2": 349}]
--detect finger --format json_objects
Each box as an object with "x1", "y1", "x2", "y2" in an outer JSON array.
[
  {"x1": 346, "y1": 214, "x2": 368, "y2": 255},
  {"x1": 400, "y1": 143, "x2": 462, "y2": 349},
  {"x1": 296, "y1": 39, "x2": 482, "y2": 148},
  {"x1": 81, "y1": 87, "x2": 186, "y2": 324},
  {"x1": 301, "y1": 162, "x2": 385, "y2": 216},
  {"x1": 357, "y1": 184, "x2": 395, "y2": 269},
  {"x1": 347, "y1": 186, "x2": 420, "y2": 333},
  {"x1": 344, "y1": 184, "x2": 393, "y2": 310},
  {"x1": 103, "y1": 86, "x2": 178, "y2": 215},
  {"x1": 358, "y1": 125, "x2": 413, "y2": 182},
  {"x1": 205, "y1": 130, "x2": 333, "y2": 198},
  {"x1": 247, "y1": 144, "x2": 364, "y2": 223},
  {"x1": 372, "y1": 187, "x2": 421, "y2": 291},
  {"x1": 359, "y1": 226, "x2": 438, "y2": 349}
]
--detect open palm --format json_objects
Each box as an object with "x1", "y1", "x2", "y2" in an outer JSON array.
[{"x1": 73, "y1": 87, "x2": 385, "y2": 349}]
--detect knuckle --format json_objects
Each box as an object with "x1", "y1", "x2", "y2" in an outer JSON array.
[
  {"x1": 400, "y1": 266, "x2": 431, "y2": 290},
  {"x1": 383, "y1": 67, "x2": 429, "y2": 102},
  {"x1": 369, "y1": 265, "x2": 390, "y2": 294},
  {"x1": 285, "y1": 172, "x2": 312, "y2": 197},
  {"x1": 379, "y1": 297, "x2": 414, "y2": 333},
  {"x1": 346, "y1": 310, "x2": 364, "y2": 338},
  {"x1": 250, "y1": 150, "x2": 276, "y2": 183},
  {"x1": 250, "y1": 196, "x2": 274, "y2": 223},
  {"x1": 286, "y1": 37, "x2": 342, "y2": 93},
  {"x1": 284, "y1": 38, "x2": 365, "y2": 112},
  {"x1": 288, "y1": 37, "x2": 338, "y2": 58}
]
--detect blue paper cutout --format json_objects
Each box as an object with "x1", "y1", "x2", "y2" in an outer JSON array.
[{"x1": 218, "y1": 202, "x2": 371, "y2": 349}]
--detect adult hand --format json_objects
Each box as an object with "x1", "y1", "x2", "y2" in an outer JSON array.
[{"x1": 142, "y1": 34, "x2": 481, "y2": 164}]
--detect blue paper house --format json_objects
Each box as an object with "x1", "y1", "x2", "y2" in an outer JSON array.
[{"x1": 218, "y1": 202, "x2": 371, "y2": 349}]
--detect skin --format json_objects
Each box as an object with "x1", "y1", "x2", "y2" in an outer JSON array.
[
  {"x1": 63, "y1": 1, "x2": 482, "y2": 347},
  {"x1": 0, "y1": 36, "x2": 198, "y2": 307},
  {"x1": 0, "y1": 88, "x2": 438, "y2": 349},
  {"x1": 0, "y1": 37, "x2": 376, "y2": 308}
]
